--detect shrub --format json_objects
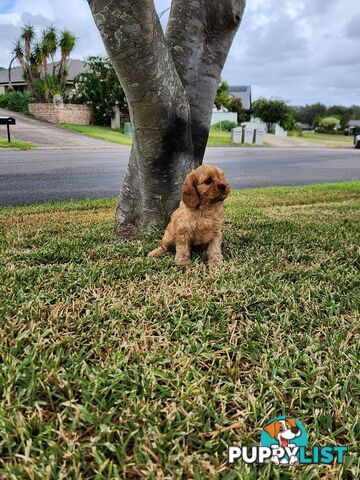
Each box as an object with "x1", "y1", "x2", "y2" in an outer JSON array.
[
  {"x1": 211, "y1": 120, "x2": 238, "y2": 131},
  {"x1": 70, "y1": 56, "x2": 128, "y2": 126},
  {"x1": 0, "y1": 91, "x2": 30, "y2": 113},
  {"x1": 316, "y1": 116, "x2": 341, "y2": 133}
]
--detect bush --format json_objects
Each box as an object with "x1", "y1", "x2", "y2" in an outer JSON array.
[
  {"x1": 0, "y1": 91, "x2": 30, "y2": 113},
  {"x1": 211, "y1": 120, "x2": 238, "y2": 131},
  {"x1": 316, "y1": 116, "x2": 341, "y2": 133},
  {"x1": 71, "y1": 56, "x2": 128, "y2": 126}
]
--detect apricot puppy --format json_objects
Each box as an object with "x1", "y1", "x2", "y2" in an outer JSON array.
[{"x1": 148, "y1": 165, "x2": 230, "y2": 266}]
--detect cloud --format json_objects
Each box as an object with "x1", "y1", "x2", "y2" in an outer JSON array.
[
  {"x1": 0, "y1": 0, "x2": 359, "y2": 106},
  {"x1": 344, "y1": 14, "x2": 360, "y2": 39}
]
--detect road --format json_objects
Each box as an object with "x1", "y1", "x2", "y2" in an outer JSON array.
[{"x1": 0, "y1": 146, "x2": 359, "y2": 205}]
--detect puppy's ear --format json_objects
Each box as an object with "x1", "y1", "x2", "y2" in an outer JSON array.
[
  {"x1": 182, "y1": 173, "x2": 200, "y2": 209},
  {"x1": 264, "y1": 421, "x2": 280, "y2": 438},
  {"x1": 287, "y1": 418, "x2": 297, "y2": 428}
]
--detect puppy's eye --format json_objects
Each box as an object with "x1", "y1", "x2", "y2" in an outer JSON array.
[
  {"x1": 279, "y1": 426, "x2": 284, "y2": 432},
  {"x1": 204, "y1": 178, "x2": 212, "y2": 185}
]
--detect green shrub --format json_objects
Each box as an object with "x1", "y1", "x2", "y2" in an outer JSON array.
[
  {"x1": 0, "y1": 91, "x2": 30, "y2": 113},
  {"x1": 211, "y1": 120, "x2": 238, "y2": 131},
  {"x1": 71, "y1": 56, "x2": 128, "y2": 126}
]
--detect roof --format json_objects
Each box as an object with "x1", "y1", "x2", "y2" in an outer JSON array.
[
  {"x1": 0, "y1": 59, "x2": 87, "y2": 85},
  {"x1": 228, "y1": 85, "x2": 252, "y2": 110},
  {"x1": 347, "y1": 120, "x2": 360, "y2": 127}
]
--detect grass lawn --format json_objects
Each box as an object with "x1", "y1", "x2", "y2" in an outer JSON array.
[
  {"x1": 0, "y1": 137, "x2": 35, "y2": 150},
  {"x1": 0, "y1": 182, "x2": 359, "y2": 479},
  {"x1": 289, "y1": 131, "x2": 353, "y2": 144},
  {"x1": 62, "y1": 124, "x2": 267, "y2": 147},
  {"x1": 62, "y1": 124, "x2": 133, "y2": 146}
]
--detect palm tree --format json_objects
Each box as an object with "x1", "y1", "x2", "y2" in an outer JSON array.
[
  {"x1": 12, "y1": 38, "x2": 30, "y2": 87},
  {"x1": 13, "y1": 39, "x2": 25, "y2": 69},
  {"x1": 7, "y1": 57, "x2": 16, "y2": 92},
  {"x1": 13, "y1": 25, "x2": 36, "y2": 87},
  {"x1": 42, "y1": 26, "x2": 57, "y2": 75},
  {"x1": 21, "y1": 24, "x2": 35, "y2": 65},
  {"x1": 12, "y1": 24, "x2": 76, "y2": 101},
  {"x1": 31, "y1": 42, "x2": 43, "y2": 77},
  {"x1": 58, "y1": 30, "x2": 76, "y2": 87}
]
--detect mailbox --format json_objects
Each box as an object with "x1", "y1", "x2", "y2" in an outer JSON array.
[{"x1": 0, "y1": 116, "x2": 16, "y2": 142}]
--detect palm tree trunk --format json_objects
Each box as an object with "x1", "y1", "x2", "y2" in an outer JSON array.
[{"x1": 7, "y1": 57, "x2": 15, "y2": 92}]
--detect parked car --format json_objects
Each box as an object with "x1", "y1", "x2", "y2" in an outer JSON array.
[{"x1": 355, "y1": 133, "x2": 360, "y2": 149}]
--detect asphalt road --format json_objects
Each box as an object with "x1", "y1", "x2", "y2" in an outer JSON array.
[{"x1": 0, "y1": 146, "x2": 359, "y2": 205}]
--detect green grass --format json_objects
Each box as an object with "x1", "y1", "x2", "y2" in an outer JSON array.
[
  {"x1": 208, "y1": 129, "x2": 234, "y2": 146},
  {"x1": 0, "y1": 182, "x2": 359, "y2": 479},
  {"x1": 0, "y1": 137, "x2": 35, "y2": 150},
  {"x1": 289, "y1": 131, "x2": 353, "y2": 144},
  {"x1": 61, "y1": 124, "x2": 133, "y2": 146},
  {"x1": 62, "y1": 124, "x2": 268, "y2": 147}
]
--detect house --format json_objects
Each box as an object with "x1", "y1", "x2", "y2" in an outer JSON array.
[
  {"x1": 347, "y1": 120, "x2": 360, "y2": 135},
  {"x1": 0, "y1": 59, "x2": 87, "y2": 94},
  {"x1": 228, "y1": 85, "x2": 252, "y2": 110}
]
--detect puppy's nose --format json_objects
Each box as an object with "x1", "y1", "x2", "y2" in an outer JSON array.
[
  {"x1": 218, "y1": 184, "x2": 226, "y2": 192},
  {"x1": 291, "y1": 427, "x2": 300, "y2": 434}
]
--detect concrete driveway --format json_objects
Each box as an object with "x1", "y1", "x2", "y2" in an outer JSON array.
[{"x1": 0, "y1": 108, "x2": 120, "y2": 149}]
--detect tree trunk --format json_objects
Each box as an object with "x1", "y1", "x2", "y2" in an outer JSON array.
[
  {"x1": 167, "y1": 0, "x2": 245, "y2": 163},
  {"x1": 8, "y1": 57, "x2": 15, "y2": 92},
  {"x1": 87, "y1": 0, "x2": 245, "y2": 238}
]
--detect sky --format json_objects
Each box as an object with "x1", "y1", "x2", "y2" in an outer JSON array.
[{"x1": 0, "y1": 0, "x2": 359, "y2": 106}]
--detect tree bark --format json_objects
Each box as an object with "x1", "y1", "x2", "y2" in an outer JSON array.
[
  {"x1": 87, "y1": 0, "x2": 245, "y2": 238},
  {"x1": 166, "y1": 0, "x2": 246, "y2": 163}
]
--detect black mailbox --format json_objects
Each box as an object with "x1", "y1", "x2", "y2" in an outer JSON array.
[{"x1": 0, "y1": 116, "x2": 16, "y2": 142}]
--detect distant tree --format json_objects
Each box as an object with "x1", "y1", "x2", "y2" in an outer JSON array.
[
  {"x1": 252, "y1": 97, "x2": 290, "y2": 131},
  {"x1": 283, "y1": 113, "x2": 296, "y2": 131},
  {"x1": 293, "y1": 103, "x2": 327, "y2": 127},
  {"x1": 72, "y1": 56, "x2": 128, "y2": 126},
  {"x1": 214, "y1": 79, "x2": 231, "y2": 110},
  {"x1": 12, "y1": 24, "x2": 76, "y2": 101},
  {"x1": 317, "y1": 116, "x2": 340, "y2": 133},
  {"x1": 214, "y1": 80, "x2": 247, "y2": 123},
  {"x1": 327, "y1": 105, "x2": 353, "y2": 129},
  {"x1": 350, "y1": 105, "x2": 360, "y2": 119},
  {"x1": 0, "y1": 66, "x2": 5, "y2": 71},
  {"x1": 228, "y1": 96, "x2": 248, "y2": 123},
  {"x1": 313, "y1": 115, "x2": 323, "y2": 128}
]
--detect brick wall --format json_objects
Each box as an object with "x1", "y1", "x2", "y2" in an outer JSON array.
[{"x1": 29, "y1": 103, "x2": 93, "y2": 125}]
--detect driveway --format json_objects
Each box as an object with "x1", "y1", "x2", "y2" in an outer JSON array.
[
  {"x1": 0, "y1": 108, "x2": 120, "y2": 149},
  {"x1": 0, "y1": 146, "x2": 359, "y2": 205}
]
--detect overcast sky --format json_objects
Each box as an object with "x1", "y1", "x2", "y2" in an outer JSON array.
[{"x1": 1, "y1": 0, "x2": 359, "y2": 106}]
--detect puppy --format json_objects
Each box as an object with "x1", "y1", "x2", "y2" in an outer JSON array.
[
  {"x1": 148, "y1": 165, "x2": 230, "y2": 266},
  {"x1": 264, "y1": 418, "x2": 302, "y2": 464}
]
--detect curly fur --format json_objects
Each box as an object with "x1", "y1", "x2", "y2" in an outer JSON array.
[{"x1": 148, "y1": 165, "x2": 230, "y2": 266}]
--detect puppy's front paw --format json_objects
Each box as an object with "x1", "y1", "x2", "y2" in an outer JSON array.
[
  {"x1": 175, "y1": 255, "x2": 191, "y2": 266},
  {"x1": 148, "y1": 246, "x2": 166, "y2": 258},
  {"x1": 208, "y1": 255, "x2": 224, "y2": 267}
]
